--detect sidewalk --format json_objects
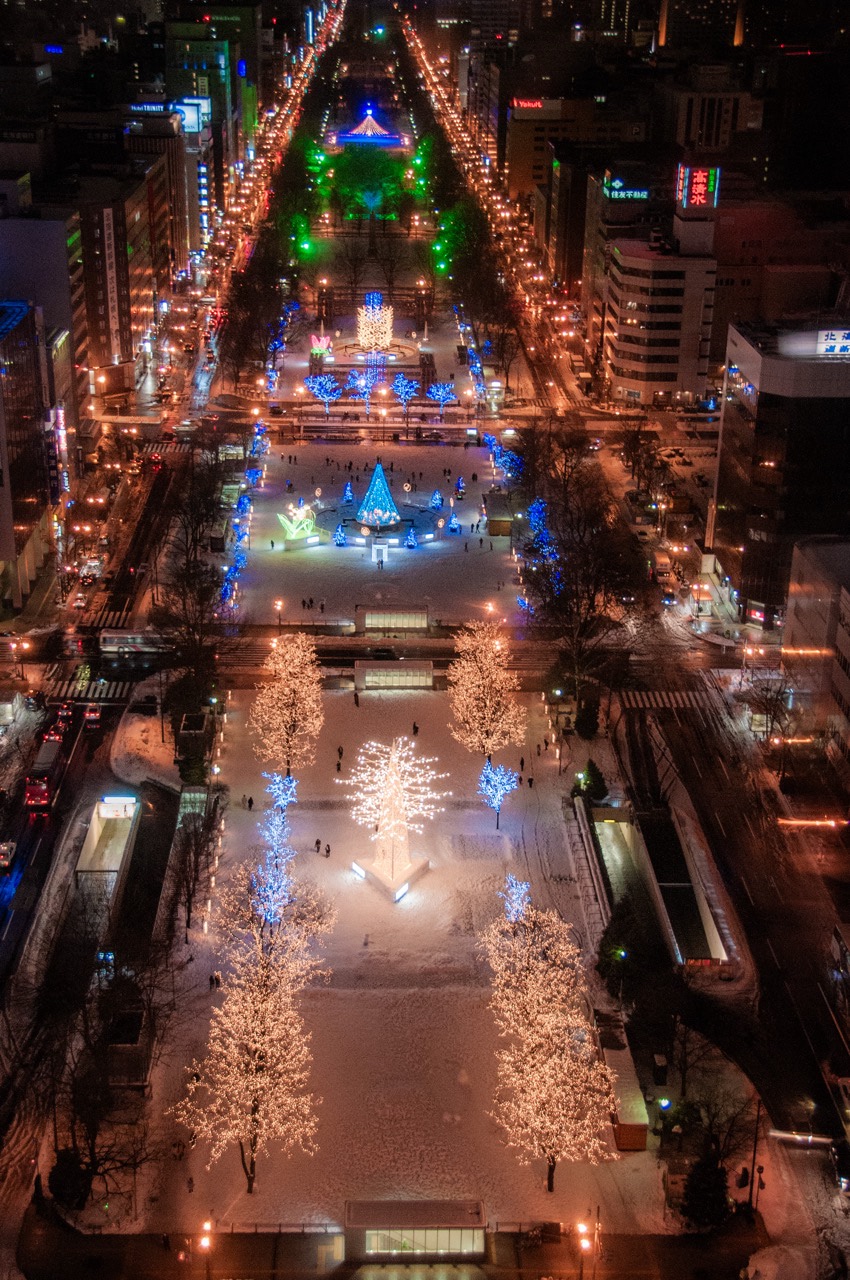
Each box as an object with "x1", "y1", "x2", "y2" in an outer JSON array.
[{"x1": 17, "y1": 1205, "x2": 769, "y2": 1280}]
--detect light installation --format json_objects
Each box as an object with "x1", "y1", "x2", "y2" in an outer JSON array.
[
  {"x1": 304, "y1": 372, "x2": 343, "y2": 416},
  {"x1": 342, "y1": 480, "x2": 355, "y2": 504},
  {"x1": 340, "y1": 736, "x2": 449, "y2": 899},
  {"x1": 429, "y1": 489, "x2": 443, "y2": 510},
  {"x1": 357, "y1": 289, "x2": 393, "y2": 352},
  {"x1": 334, "y1": 523, "x2": 347, "y2": 546},
  {"x1": 277, "y1": 504, "x2": 317, "y2": 540},
  {"x1": 356, "y1": 460, "x2": 401, "y2": 528},
  {"x1": 426, "y1": 381, "x2": 457, "y2": 420},
  {"x1": 676, "y1": 163, "x2": 720, "y2": 210}
]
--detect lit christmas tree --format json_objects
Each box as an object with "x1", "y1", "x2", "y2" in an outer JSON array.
[
  {"x1": 248, "y1": 635, "x2": 324, "y2": 775},
  {"x1": 405, "y1": 525, "x2": 418, "y2": 549},
  {"x1": 499, "y1": 872, "x2": 530, "y2": 923},
  {"x1": 356, "y1": 460, "x2": 401, "y2": 527},
  {"x1": 342, "y1": 480, "x2": 355, "y2": 504},
  {"x1": 455, "y1": 476, "x2": 466, "y2": 497},
  {"x1": 334, "y1": 523, "x2": 347, "y2": 547},
  {"x1": 480, "y1": 881, "x2": 617, "y2": 1191},
  {"x1": 263, "y1": 772, "x2": 298, "y2": 813},
  {"x1": 357, "y1": 290, "x2": 394, "y2": 352},
  {"x1": 447, "y1": 620, "x2": 527, "y2": 757},
  {"x1": 478, "y1": 760, "x2": 520, "y2": 829},
  {"x1": 340, "y1": 737, "x2": 449, "y2": 885},
  {"x1": 429, "y1": 489, "x2": 443, "y2": 510},
  {"x1": 447, "y1": 511, "x2": 461, "y2": 534},
  {"x1": 304, "y1": 372, "x2": 343, "y2": 416},
  {"x1": 427, "y1": 381, "x2": 458, "y2": 420},
  {"x1": 391, "y1": 371, "x2": 419, "y2": 419}
]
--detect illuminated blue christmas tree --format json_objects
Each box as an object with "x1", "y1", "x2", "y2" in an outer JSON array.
[
  {"x1": 392, "y1": 371, "x2": 419, "y2": 418},
  {"x1": 427, "y1": 381, "x2": 458, "y2": 421},
  {"x1": 429, "y1": 489, "x2": 443, "y2": 510},
  {"x1": 405, "y1": 525, "x2": 417, "y2": 549},
  {"x1": 356, "y1": 460, "x2": 401, "y2": 527},
  {"x1": 334, "y1": 522, "x2": 347, "y2": 546},
  {"x1": 447, "y1": 511, "x2": 461, "y2": 534},
  {"x1": 304, "y1": 372, "x2": 343, "y2": 416},
  {"x1": 342, "y1": 480, "x2": 355, "y2": 504},
  {"x1": 498, "y1": 871, "x2": 530, "y2": 922},
  {"x1": 455, "y1": 476, "x2": 465, "y2": 497},
  {"x1": 478, "y1": 761, "x2": 520, "y2": 830}
]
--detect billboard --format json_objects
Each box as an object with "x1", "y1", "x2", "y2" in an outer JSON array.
[{"x1": 676, "y1": 164, "x2": 720, "y2": 210}]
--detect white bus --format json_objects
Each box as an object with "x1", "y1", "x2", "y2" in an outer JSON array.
[{"x1": 99, "y1": 630, "x2": 174, "y2": 656}]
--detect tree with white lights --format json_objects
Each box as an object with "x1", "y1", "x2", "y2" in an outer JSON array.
[
  {"x1": 478, "y1": 760, "x2": 519, "y2": 829},
  {"x1": 173, "y1": 949, "x2": 319, "y2": 1195},
  {"x1": 248, "y1": 635, "x2": 324, "y2": 775},
  {"x1": 304, "y1": 373, "x2": 343, "y2": 417},
  {"x1": 427, "y1": 381, "x2": 457, "y2": 421},
  {"x1": 448, "y1": 621, "x2": 527, "y2": 758},
  {"x1": 391, "y1": 371, "x2": 419, "y2": 421},
  {"x1": 481, "y1": 879, "x2": 617, "y2": 1191},
  {"x1": 357, "y1": 295, "x2": 394, "y2": 352},
  {"x1": 340, "y1": 737, "x2": 449, "y2": 881}
]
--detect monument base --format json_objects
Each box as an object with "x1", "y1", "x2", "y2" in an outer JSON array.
[{"x1": 351, "y1": 854, "x2": 429, "y2": 902}]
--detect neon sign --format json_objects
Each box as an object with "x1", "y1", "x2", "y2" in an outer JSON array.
[
  {"x1": 603, "y1": 174, "x2": 648, "y2": 201},
  {"x1": 676, "y1": 164, "x2": 720, "y2": 209},
  {"x1": 277, "y1": 505, "x2": 316, "y2": 540},
  {"x1": 511, "y1": 98, "x2": 543, "y2": 109}
]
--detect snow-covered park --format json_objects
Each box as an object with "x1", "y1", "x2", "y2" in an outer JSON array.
[{"x1": 133, "y1": 688, "x2": 667, "y2": 1235}]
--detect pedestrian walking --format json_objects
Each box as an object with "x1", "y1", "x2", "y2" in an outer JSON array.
[
  {"x1": 247, "y1": 796, "x2": 254, "y2": 811},
  {"x1": 301, "y1": 598, "x2": 306, "y2": 610},
  {"x1": 214, "y1": 972, "x2": 221, "y2": 989},
  {"x1": 308, "y1": 596, "x2": 314, "y2": 608},
  {"x1": 270, "y1": 539, "x2": 275, "y2": 550},
  {"x1": 537, "y1": 743, "x2": 541, "y2": 757},
  {"x1": 412, "y1": 721, "x2": 419, "y2": 736},
  {"x1": 464, "y1": 541, "x2": 468, "y2": 552},
  {"x1": 520, "y1": 756, "x2": 525, "y2": 772},
  {"x1": 338, "y1": 745, "x2": 344, "y2": 759},
  {"x1": 479, "y1": 537, "x2": 484, "y2": 548},
  {"x1": 470, "y1": 522, "x2": 475, "y2": 533},
  {"x1": 320, "y1": 602, "x2": 325, "y2": 614},
  {"x1": 544, "y1": 737, "x2": 549, "y2": 751},
  {"x1": 336, "y1": 759, "x2": 341, "y2": 773},
  {"x1": 489, "y1": 540, "x2": 493, "y2": 550},
  {"x1": 241, "y1": 793, "x2": 247, "y2": 809},
  {"x1": 324, "y1": 844, "x2": 331, "y2": 858},
  {"x1": 315, "y1": 838, "x2": 321, "y2": 853},
  {"x1": 354, "y1": 690, "x2": 360, "y2": 706},
  {"x1": 187, "y1": 1177, "x2": 194, "y2": 1194},
  {"x1": 209, "y1": 973, "x2": 215, "y2": 991},
  {"x1": 528, "y1": 777, "x2": 534, "y2": 789}
]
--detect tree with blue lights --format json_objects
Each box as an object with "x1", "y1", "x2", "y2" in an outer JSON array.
[
  {"x1": 342, "y1": 480, "x2": 355, "y2": 505},
  {"x1": 429, "y1": 489, "x2": 443, "y2": 510},
  {"x1": 304, "y1": 372, "x2": 343, "y2": 417},
  {"x1": 346, "y1": 367, "x2": 380, "y2": 418},
  {"x1": 499, "y1": 873, "x2": 530, "y2": 923},
  {"x1": 447, "y1": 511, "x2": 461, "y2": 534},
  {"x1": 426, "y1": 381, "x2": 457, "y2": 421},
  {"x1": 263, "y1": 771, "x2": 298, "y2": 814},
  {"x1": 357, "y1": 461, "x2": 400, "y2": 527},
  {"x1": 334, "y1": 523, "x2": 347, "y2": 547},
  {"x1": 391, "y1": 371, "x2": 419, "y2": 421},
  {"x1": 478, "y1": 761, "x2": 520, "y2": 829},
  {"x1": 405, "y1": 525, "x2": 417, "y2": 549}
]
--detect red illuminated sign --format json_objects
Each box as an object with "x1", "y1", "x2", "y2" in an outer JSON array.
[
  {"x1": 511, "y1": 98, "x2": 543, "y2": 109},
  {"x1": 676, "y1": 163, "x2": 720, "y2": 210}
]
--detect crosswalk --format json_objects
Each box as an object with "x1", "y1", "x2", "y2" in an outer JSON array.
[
  {"x1": 79, "y1": 606, "x2": 132, "y2": 630},
  {"x1": 141, "y1": 441, "x2": 193, "y2": 455},
  {"x1": 48, "y1": 677, "x2": 135, "y2": 703},
  {"x1": 619, "y1": 688, "x2": 723, "y2": 711}
]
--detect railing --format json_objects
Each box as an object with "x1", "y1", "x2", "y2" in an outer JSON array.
[{"x1": 219, "y1": 1222, "x2": 342, "y2": 1235}]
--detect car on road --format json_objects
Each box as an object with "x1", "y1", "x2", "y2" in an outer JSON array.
[
  {"x1": 83, "y1": 704, "x2": 102, "y2": 729},
  {"x1": 661, "y1": 590, "x2": 678, "y2": 606},
  {"x1": 0, "y1": 841, "x2": 16, "y2": 872},
  {"x1": 72, "y1": 592, "x2": 87, "y2": 610}
]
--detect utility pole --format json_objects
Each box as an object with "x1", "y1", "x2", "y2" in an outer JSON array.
[{"x1": 747, "y1": 1097, "x2": 762, "y2": 1210}]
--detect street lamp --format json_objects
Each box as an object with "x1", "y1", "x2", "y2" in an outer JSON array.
[
  {"x1": 10, "y1": 640, "x2": 30, "y2": 680},
  {"x1": 199, "y1": 1220, "x2": 213, "y2": 1280},
  {"x1": 275, "y1": 598, "x2": 283, "y2": 632}
]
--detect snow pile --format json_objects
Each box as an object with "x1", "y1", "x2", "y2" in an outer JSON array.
[{"x1": 110, "y1": 678, "x2": 180, "y2": 791}]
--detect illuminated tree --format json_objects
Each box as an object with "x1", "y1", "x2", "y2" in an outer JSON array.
[
  {"x1": 248, "y1": 635, "x2": 324, "y2": 775},
  {"x1": 405, "y1": 525, "x2": 417, "y2": 549},
  {"x1": 480, "y1": 880, "x2": 617, "y2": 1191},
  {"x1": 304, "y1": 373, "x2": 343, "y2": 416},
  {"x1": 391, "y1": 371, "x2": 419, "y2": 420},
  {"x1": 342, "y1": 480, "x2": 355, "y2": 504},
  {"x1": 334, "y1": 523, "x2": 347, "y2": 547},
  {"x1": 427, "y1": 381, "x2": 457, "y2": 421},
  {"x1": 478, "y1": 761, "x2": 519, "y2": 829},
  {"x1": 357, "y1": 292, "x2": 394, "y2": 352},
  {"x1": 447, "y1": 620, "x2": 527, "y2": 758},
  {"x1": 339, "y1": 737, "x2": 449, "y2": 881},
  {"x1": 429, "y1": 489, "x2": 443, "y2": 510},
  {"x1": 346, "y1": 367, "x2": 380, "y2": 418}
]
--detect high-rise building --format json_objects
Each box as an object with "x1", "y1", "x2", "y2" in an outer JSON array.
[
  {"x1": 657, "y1": 0, "x2": 742, "y2": 49},
  {"x1": 0, "y1": 301, "x2": 52, "y2": 609},
  {"x1": 707, "y1": 317, "x2": 850, "y2": 630},
  {"x1": 165, "y1": 21, "x2": 239, "y2": 208}
]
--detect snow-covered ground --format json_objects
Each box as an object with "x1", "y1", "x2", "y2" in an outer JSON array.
[{"x1": 129, "y1": 688, "x2": 671, "y2": 1235}]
